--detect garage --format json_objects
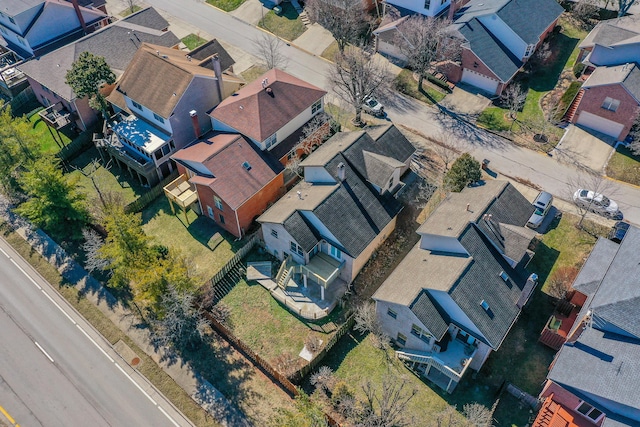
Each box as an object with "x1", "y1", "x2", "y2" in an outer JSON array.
[
  {"x1": 461, "y1": 69, "x2": 500, "y2": 95},
  {"x1": 576, "y1": 111, "x2": 625, "y2": 139}
]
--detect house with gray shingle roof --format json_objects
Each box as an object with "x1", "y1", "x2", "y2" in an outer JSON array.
[
  {"x1": 258, "y1": 125, "x2": 414, "y2": 308},
  {"x1": 373, "y1": 180, "x2": 538, "y2": 393},
  {"x1": 534, "y1": 225, "x2": 640, "y2": 427},
  {"x1": 18, "y1": 7, "x2": 179, "y2": 132},
  {"x1": 569, "y1": 15, "x2": 640, "y2": 140},
  {"x1": 374, "y1": 0, "x2": 562, "y2": 95}
]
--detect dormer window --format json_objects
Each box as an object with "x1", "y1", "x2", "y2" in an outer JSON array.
[
  {"x1": 265, "y1": 133, "x2": 277, "y2": 149},
  {"x1": 132, "y1": 100, "x2": 143, "y2": 111},
  {"x1": 242, "y1": 161, "x2": 252, "y2": 171},
  {"x1": 153, "y1": 113, "x2": 165, "y2": 123},
  {"x1": 602, "y1": 97, "x2": 620, "y2": 112},
  {"x1": 524, "y1": 44, "x2": 535, "y2": 57},
  {"x1": 424, "y1": 0, "x2": 431, "y2": 8}
]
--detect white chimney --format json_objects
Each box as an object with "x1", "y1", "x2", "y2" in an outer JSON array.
[{"x1": 337, "y1": 162, "x2": 346, "y2": 182}]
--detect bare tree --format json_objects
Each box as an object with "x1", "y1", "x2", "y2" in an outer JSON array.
[
  {"x1": 626, "y1": 112, "x2": 640, "y2": 155},
  {"x1": 354, "y1": 301, "x2": 390, "y2": 349},
  {"x1": 567, "y1": 172, "x2": 619, "y2": 228},
  {"x1": 546, "y1": 266, "x2": 579, "y2": 300},
  {"x1": 285, "y1": 154, "x2": 304, "y2": 179},
  {"x1": 152, "y1": 285, "x2": 206, "y2": 353},
  {"x1": 572, "y1": 0, "x2": 599, "y2": 29},
  {"x1": 306, "y1": 0, "x2": 370, "y2": 53},
  {"x1": 397, "y1": 15, "x2": 461, "y2": 89},
  {"x1": 432, "y1": 131, "x2": 462, "y2": 172},
  {"x1": 329, "y1": 46, "x2": 388, "y2": 126},
  {"x1": 126, "y1": 0, "x2": 137, "y2": 14},
  {"x1": 463, "y1": 402, "x2": 495, "y2": 427},
  {"x1": 254, "y1": 33, "x2": 289, "y2": 70},
  {"x1": 358, "y1": 376, "x2": 418, "y2": 427},
  {"x1": 310, "y1": 366, "x2": 335, "y2": 394},
  {"x1": 501, "y1": 83, "x2": 527, "y2": 132},
  {"x1": 82, "y1": 228, "x2": 109, "y2": 273}
]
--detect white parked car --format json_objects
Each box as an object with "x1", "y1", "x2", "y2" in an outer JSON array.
[
  {"x1": 527, "y1": 191, "x2": 553, "y2": 229},
  {"x1": 362, "y1": 96, "x2": 384, "y2": 117},
  {"x1": 573, "y1": 189, "x2": 621, "y2": 219}
]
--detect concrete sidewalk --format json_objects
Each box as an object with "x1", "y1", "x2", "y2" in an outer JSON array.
[{"x1": 0, "y1": 197, "x2": 251, "y2": 427}]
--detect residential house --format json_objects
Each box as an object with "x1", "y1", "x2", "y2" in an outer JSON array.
[
  {"x1": 258, "y1": 125, "x2": 415, "y2": 303},
  {"x1": 383, "y1": 0, "x2": 452, "y2": 18},
  {"x1": 534, "y1": 225, "x2": 640, "y2": 427},
  {"x1": 567, "y1": 15, "x2": 640, "y2": 140},
  {"x1": 170, "y1": 133, "x2": 284, "y2": 238},
  {"x1": 209, "y1": 68, "x2": 328, "y2": 166},
  {"x1": 97, "y1": 42, "x2": 244, "y2": 186},
  {"x1": 0, "y1": 0, "x2": 108, "y2": 58},
  {"x1": 18, "y1": 7, "x2": 179, "y2": 133},
  {"x1": 373, "y1": 180, "x2": 538, "y2": 393},
  {"x1": 374, "y1": 0, "x2": 563, "y2": 95}
]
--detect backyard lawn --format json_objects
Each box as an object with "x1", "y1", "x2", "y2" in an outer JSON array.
[
  {"x1": 181, "y1": 34, "x2": 208, "y2": 50},
  {"x1": 28, "y1": 108, "x2": 72, "y2": 155},
  {"x1": 394, "y1": 69, "x2": 447, "y2": 106},
  {"x1": 67, "y1": 146, "x2": 147, "y2": 205},
  {"x1": 206, "y1": 0, "x2": 245, "y2": 11},
  {"x1": 141, "y1": 197, "x2": 241, "y2": 284},
  {"x1": 606, "y1": 146, "x2": 640, "y2": 186},
  {"x1": 258, "y1": 3, "x2": 306, "y2": 41}
]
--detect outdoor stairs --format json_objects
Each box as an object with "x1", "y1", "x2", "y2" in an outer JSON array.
[
  {"x1": 562, "y1": 88, "x2": 585, "y2": 123},
  {"x1": 210, "y1": 263, "x2": 246, "y2": 304},
  {"x1": 299, "y1": 11, "x2": 311, "y2": 27}
]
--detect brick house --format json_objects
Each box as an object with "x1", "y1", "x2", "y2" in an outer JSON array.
[
  {"x1": 209, "y1": 68, "x2": 328, "y2": 165},
  {"x1": 534, "y1": 225, "x2": 640, "y2": 427},
  {"x1": 374, "y1": 0, "x2": 563, "y2": 95},
  {"x1": 19, "y1": 7, "x2": 179, "y2": 132},
  {"x1": 172, "y1": 133, "x2": 284, "y2": 238},
  {"x1": 373, "y1": 181, "x2": 539, "y2": 393}
]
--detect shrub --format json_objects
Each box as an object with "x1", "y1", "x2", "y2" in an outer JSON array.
[
  {"x1": 573, "y1": 62, "x2": 586, "y2": 78},
  {"x1": 444, "y1": 153, "x2": 482, "y2": 192}
]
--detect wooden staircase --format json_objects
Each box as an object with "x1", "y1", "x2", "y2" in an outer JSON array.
[
  {"x1": 209, "y1": 263, "x2": 246, "y2": 304},
  {"x1": 562, "y1": 88, "x2": 585, "y2": 123}
]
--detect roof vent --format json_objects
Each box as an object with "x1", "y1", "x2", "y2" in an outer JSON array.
[
  {"x1": 242, "y1": 161, "x2": 252, "y2": 171},
  {"x1": 499, "y1": 271, "x2": 509, "y2": 281},
  {"x1": 297, "y1": 190, "x2": 302, "y2": 199},
  {"x1": 480, "y1": 300, "x2": 490, "y2": 311},
  {"x1": 261, "y1": 78, "x2": 268, "y2": 88},
  {"x1": 337, "y1": 162, "x2": 346, "y2": 182},
  {"x1": 239, "y1": 105, "x2": 244, "y2": 110},
  {"x1": 265, "y1": 87, "x2": 274, "y2": 97}
]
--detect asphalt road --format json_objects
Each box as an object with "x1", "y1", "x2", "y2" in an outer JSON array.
[
  {"x1": 0, "y1": 237, "x2": 191, "y2": 427},
  {"x1": 129, "y1": 0, "x2": 640, "y2": 225}
]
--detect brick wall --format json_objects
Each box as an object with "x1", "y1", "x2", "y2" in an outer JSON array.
[
  {"x1": 236, "y1": 173, "x2": 285, "y2": 236},
  {"x1": 573, "y1": 84, "x2": 639, "y2": 139}
]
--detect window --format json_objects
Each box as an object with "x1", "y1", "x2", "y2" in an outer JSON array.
[
  {"x1": 41, "y1": 95, "x2": 50, "y2": 107},
  {"x1": 387, "y1": 308, "x2": 397, "y2": 319},
  {"x1": 388, "y1": 177, "x2": 394, "y2": 189},
  {"x1": 441, "y1": 0, "x2": 446, "y2": 4},
  {"x1": 329, "y1": 245, "x2": 342, "y2": 260},
  {"x1": 524, "y1": 44, "x2": 535, "y2": 57},
  {"x1": 131, "y1": 100, "x2": 143, "y2": 111},
  {"x1": 265, "y1": 133, "x2": 277, "y2": 149},
  {"x1": 396, "y1": 333, "x2": 407, "y2": 346},
  {"x1": 290, "y1": 241, "x2": 304, "y2": 257},
  {"x1": 411, "y1": 324, "x2": 432, "y2": 344},
  {"x1": 473, "y1": 62, "x2": 479, "y2": 68},
  {"x1": 499, "y1": 271, "x2": 509, "y2": 281},
  {"x1": 311, "y1": 99, "x2": 322, "y2": 114},
  {"x1": 271, "y1": 229, "x2": 278, "y2": 239},
  {"x1": 154, "y1": 148, "x2": 163, "y2": 161},
  {"x1": 219, "y1": 214, "x2": 225, "y2": 224},
  {"x1": 288, "y1": 150, "x2": 297, "y2": 160},
  {"x1": 424, "y1": 0, "x2": 431, "y2": 9},
  {"x1": 207, "y1": 206, "x2": 214, "y2": 219},
  {"x1": 214, "y1": 196, "x2": 223, "y2": 210},
  {"x1": 153, "y1": 113, "x2": 165, "y2": 123},
  {"x1": 601, "y1": 97, "x2": 620, "y2": 112},
  {"x1": 41, "y1": 85, "x2": 50, "y2": 93},
  {"x1": 576, "y1": 402, "x2": 604, "y2": 421}
]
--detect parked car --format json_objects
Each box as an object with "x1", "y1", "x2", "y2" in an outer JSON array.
[
  {"x1": 527, "y1": 191, "x2": 553, "y2": 229},
  {"x1": 572, "y1": 189, "x2": 621, "y2": 219},
  {"x1": 608, "y1": 221, "x2": 630, "y2": 243},
  {"x1": 363, "y1": 96, "x2": 384, "y2": 117}
]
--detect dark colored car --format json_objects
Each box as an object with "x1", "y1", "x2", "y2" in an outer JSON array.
[{"x1": 609, "y1": 221, "x2": 630, "y2": 243}]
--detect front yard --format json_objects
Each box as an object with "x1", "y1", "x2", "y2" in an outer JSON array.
[
  {"x1": 258, "y1": 2, "x2": 307, "y2": 41},
  {"x1": 141, "y1": 197, "x2": 242, "y2": 284},
  {"x1": 394, "y1": 69, "x2": 448, "y2": 106},
  {"x1": 206, "y1": 0, "x2": 246, "y2": 12},
  {"x1": 606, "y1": 146, "x2": 640, "y2": 186},
  {"x1": 181, "y1": 34, "x2": 208, "y2": 50}
]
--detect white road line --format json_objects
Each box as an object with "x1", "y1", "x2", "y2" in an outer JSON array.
[
  {"x1": 34, "y1": 341, "x2": 54, "y2": 363},
  {"x1": 40, "y1": 290, "x2": 77, "y2": 325},
  {"x1": 0, "y1": 246, "x2": 9, "y2": 258},
  {"x1": 75, "y1": 324, "x2": 115, "y2": 363},
  {"x1": 157, "y1": 406, "x2": 181, "y2": 427},
  {"x1": 9, "y1": 258, "x2": 42, "y2": 290},
  {"x1": 115, "y1": 363, "x2": 157, "y2": 406}
]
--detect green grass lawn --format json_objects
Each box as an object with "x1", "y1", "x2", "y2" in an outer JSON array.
[
  {"x1": 394, "y1": 69, "x2": 447, "y2": 106},
  {"x1": 325, "y1": 103, "x2": 363, "y2": 131},
  {"x1": 606, "y1": 146, "x2": 640, "y2": 186},
  {"x1": 27, "y1": 108, "x2": 72, "y2": 155},
  {"x1": 67, "y1": 146, "x2": 147, "y2": 205},
  {"x1": 240, "y1": 64, "x2": 268, "y2": 83},
  {"x1": 141, "y1": 197, "x2": 241, "y2": 284},
  {"x1": 182, "y1": 34, "x2": 208, "y2": 50},
  {"x1": 258, "y1": 3, "x2": 307, "y2": 41},
  {"x1": 206, "y1": 0, "x2": 246, "y2": 11}
]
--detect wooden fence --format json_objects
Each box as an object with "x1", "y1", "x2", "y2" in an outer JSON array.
[
  {"x1": 202, "y1": 233, "x2": 258, "y2": 289},
  {"x1": 124, "y1": 170, "x2": 179, "y2": 213}
]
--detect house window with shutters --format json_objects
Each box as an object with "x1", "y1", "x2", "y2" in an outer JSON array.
[{"x1": 601, "y1": 97, "x2": 620, "y2": 112}]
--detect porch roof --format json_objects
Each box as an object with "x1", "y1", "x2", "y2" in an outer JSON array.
[{"x1": 111, "y1": 115, "x2": 170, "y2": 154}]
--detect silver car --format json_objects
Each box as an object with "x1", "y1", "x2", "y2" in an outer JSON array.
[
  {"x1": 573, "y1": 189, "x2": 621, "y2": 219},
  {"x1": 527, "y1": 191, "x2": 553, "y2": 229}
]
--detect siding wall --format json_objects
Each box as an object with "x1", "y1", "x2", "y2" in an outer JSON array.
[
  {"x1": 589, "y1": 44, "x2": 640, "y2": 67},
  {"x1": 573, "y1": 84, "x2": 638, "y2": 140},
  {"x1": 375, "y1": 301, "x2": 435, "y2": 351},
  {"x1": 171, "y1": 76, "x2": 221, "y2": 148}
]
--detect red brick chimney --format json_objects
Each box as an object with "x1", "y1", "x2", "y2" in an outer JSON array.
[
  {"x1": 189, "y1": 110, "x2": 201, "y2": 139},
  {"x1": 69, "y1": 0, "x2": 88, "y2": 33}
]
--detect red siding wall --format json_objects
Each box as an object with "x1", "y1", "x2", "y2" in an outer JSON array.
[{"x1": 573, "y1": 84, "x2": 639, "y2": 140}]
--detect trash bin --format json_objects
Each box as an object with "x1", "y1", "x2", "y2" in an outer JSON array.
[{"x1": 481, "y1": 159, "x2": 490, "y2": 170}]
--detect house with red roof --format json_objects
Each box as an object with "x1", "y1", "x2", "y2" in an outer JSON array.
[
  {"x1": 209, "y1": 68, "x2": 328, "y2": 165},
  {"x1": 171, "y1": 133, "x2": 284, "y2": 238}
]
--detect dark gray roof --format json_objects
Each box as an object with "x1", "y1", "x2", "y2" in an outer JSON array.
[
  {"x1": 410, "y1": 291, "x2": 450, "y2": 340},
  {"x1": 580, "y1": 14, "x2": 640, "y2": 49},
  {"x1": 573, "y1": 237, "x2": 619, "y2": 295},
  {"x1": 120, "y1": 6, "x2": 170, "y2": 30},
  {"x1": 456, "y1": 18, "x2": 523, "y2": 82},
  {"x1": 475, "y1": 183, "x2": 536, "y2": 261},
  {"x1": 311, "y1": 155, "x2": 402, "y2": 257},
  {"x1": 364, "y1": 124, "x2": 416, "y2": 163},
  {"x1": 450, "y1": 223, "x2": 529, "y2": 349},
  {"x1": 18, "y1": 7, "x2": 178, "y2": 101},
  {"x1": 548, "y1": 327, "x2": 640, "y2": 413},
  {"x1": 0, "y1": 0, "x2": 41, "y2": 16},
  {"x1": 189, "y1": 39, "x2": 235, "y2": 72},
  {"x1": 496, "y1": 0, "x2": 563, "y2": 45},
  {"x1": 283, "y1": 211, "x2": 319, "y2": 252}
]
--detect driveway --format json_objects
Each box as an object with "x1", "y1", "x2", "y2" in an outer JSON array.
[
  {"x1": 440, "y1": 83, "x2": 492, "y2": 116},
  {"x1": 551, "y1": 124, "x2": 616, "y2": 173},
  {"x1": 230, "y1": 0, "x2": 271, "y2": 26}
]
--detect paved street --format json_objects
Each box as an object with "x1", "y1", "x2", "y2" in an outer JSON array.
[
  {"x1": 135, "y1": 0, "x2": 640, "y2": 226},
  {"x1": 0, "y1": 238, "x2": 192, "y2": 427}
]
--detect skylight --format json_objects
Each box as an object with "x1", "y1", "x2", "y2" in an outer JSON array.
[{"x1": 242, "y1": 161, "x2": 252, "y2": 171}]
